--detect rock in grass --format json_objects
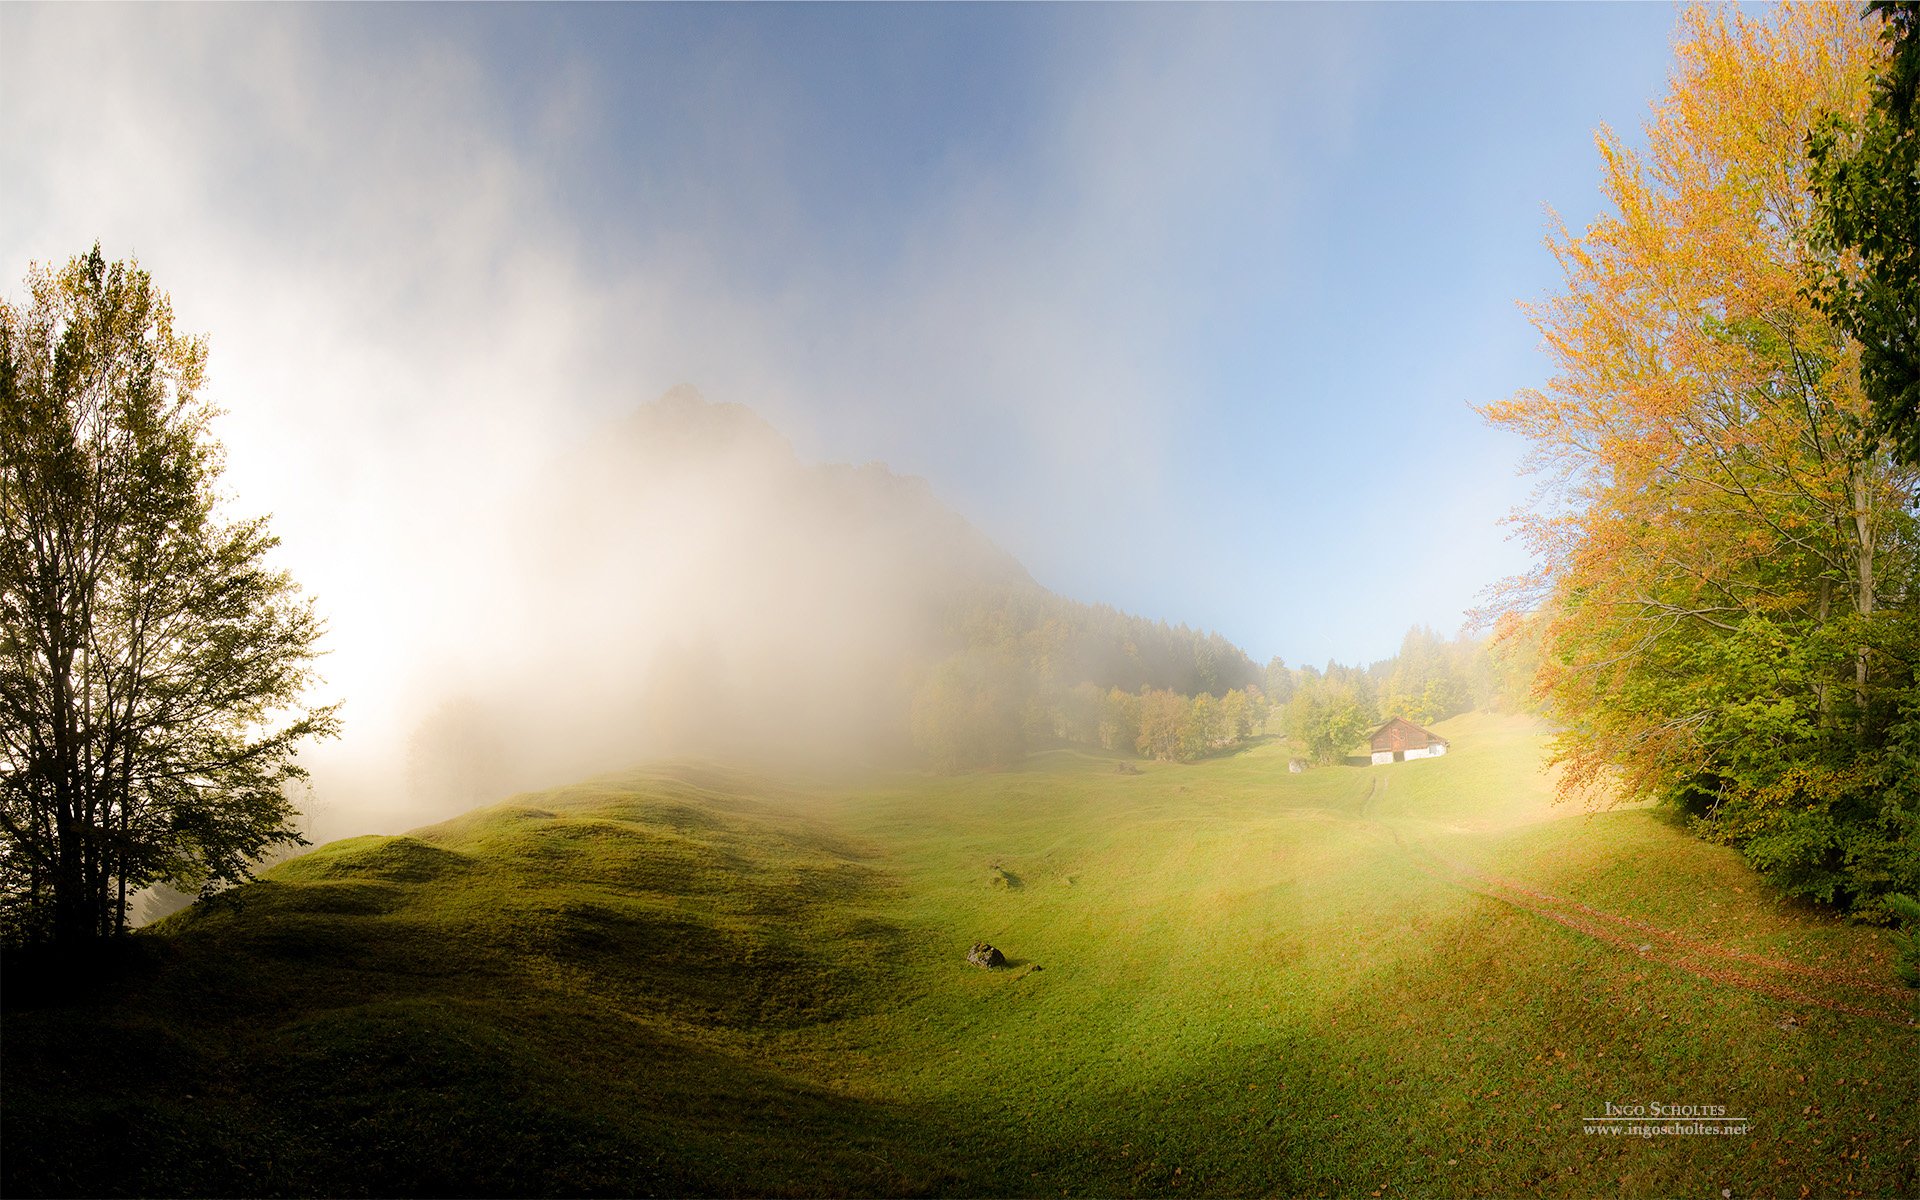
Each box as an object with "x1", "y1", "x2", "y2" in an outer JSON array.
[{"x1": 967, "y1": 941, "x2": 1007, "y2": 969}]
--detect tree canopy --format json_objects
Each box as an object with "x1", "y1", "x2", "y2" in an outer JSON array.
[
  {"x1": 1484, "y1": 6, "x2": 1920, "y2": 917},
  {"x1": 1809, "y1": 1, "x2": 1920, "y2": 463},
  {"x1": 0, "y1": 247, "x2": 338, "y2": 948}
]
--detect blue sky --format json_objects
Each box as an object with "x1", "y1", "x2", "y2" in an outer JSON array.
[{"x1": 2, "y1": 3, "x2": 1684, "y2": 687}]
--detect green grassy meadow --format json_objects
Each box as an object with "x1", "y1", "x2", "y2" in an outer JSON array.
[{"x1": 4, "y1": 713, "x2": 1915, "y2": 1197}]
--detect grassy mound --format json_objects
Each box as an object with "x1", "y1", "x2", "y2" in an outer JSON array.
[
  {"x1": 4, "y1": 715, "x2": 1915, "y2": 1197},
  {"x1": 2, "y1": 775, "x2": 939, "y2": 1197}
]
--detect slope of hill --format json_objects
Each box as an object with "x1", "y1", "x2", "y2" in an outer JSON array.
[
  {"x1": 6, "y1": 716, "x2": 1914, "y2": 1197},
  {"x1": 3, "y1": 768, "x2": 947, "y2": 1197}
]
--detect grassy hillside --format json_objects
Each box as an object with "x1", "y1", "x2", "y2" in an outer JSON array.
[{"x1": 4, "y1": 714, "x2": 1914, "y2": 1197}]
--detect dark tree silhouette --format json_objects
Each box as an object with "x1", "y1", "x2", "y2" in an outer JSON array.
[{"x1": 0, "y1": 247, "x2": 338, "y2": 948}]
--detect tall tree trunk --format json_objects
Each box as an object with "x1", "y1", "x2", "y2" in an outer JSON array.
[
  {"x1": 1816, "y1": 576, "x2": 1832, "y2": 727},
  {"x1": 115, "y1": 792, "x2": 128, "y2": 936},
  {"x1": 52, "y1": 817, "x2": 87, "y2": 947},
  {"x1": 1852, "y1": 459, "x2": 1875, "y2": 733}
]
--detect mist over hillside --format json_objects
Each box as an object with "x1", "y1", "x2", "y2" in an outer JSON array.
[{"x1": 398, "y1": 388, "x2": 1259, "y2": 824}]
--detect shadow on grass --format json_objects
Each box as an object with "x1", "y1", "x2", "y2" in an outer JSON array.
[{"x1": 3, "y1": 982, "x2": 972, "y2": 1198}]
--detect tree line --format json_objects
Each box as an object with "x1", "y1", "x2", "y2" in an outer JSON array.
[
  {"x1": 1270, "y1": 626, "x2": 1530, "y2": 765},
  {"x1": 912, "y1": 619, "x2": 1517, "y2": 772},
  {"x1": 907, "y1": 589, "x2": 1266, "y2": 771}
]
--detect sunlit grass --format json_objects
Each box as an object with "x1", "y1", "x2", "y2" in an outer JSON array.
[{"x1": 4, "y1": 713, "x2": 1914, "y2": 1197}]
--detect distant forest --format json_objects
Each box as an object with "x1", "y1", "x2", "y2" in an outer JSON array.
[
  {"x1": 395, "y1": 393, "x2": 1534, "y2": 792},
  {"x1": 910, "y1": 593, "x2": 1530, "y2": 771}
]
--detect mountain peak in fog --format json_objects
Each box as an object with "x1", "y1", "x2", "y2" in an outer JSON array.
[
  {"x1": 407, "y1": 394, "x2": 1045, "y2": 810},
  {"x1": 613, "y1": 385, "x2": 795, "y2": 462},
  {"x1": 585, "y1": 389, "x2": 1034, "y2": 596}
]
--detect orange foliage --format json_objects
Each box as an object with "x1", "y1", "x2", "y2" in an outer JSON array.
[{"x1": 1482, "y1": 6, "x2": 1915, "y2": 808}]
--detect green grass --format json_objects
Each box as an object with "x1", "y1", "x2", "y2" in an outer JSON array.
[{"x1": 4, "y1": 713, "x2": 1915, "y2": 1197}]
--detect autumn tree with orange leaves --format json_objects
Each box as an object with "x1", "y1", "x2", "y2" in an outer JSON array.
[{"x1": 1484, "y1": 5, "x2": 1920, "y2": 916}]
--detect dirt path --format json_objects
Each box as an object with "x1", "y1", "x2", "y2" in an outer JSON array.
[
  {"x1": 1387, "y1": 828, "x2": 1917, "y2": 1028},
  {"x1": 1357, "y1": 774, "x2": 1385, "y2": 819}
]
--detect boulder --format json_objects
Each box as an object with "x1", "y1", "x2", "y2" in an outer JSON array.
[{"x1": 967, "y1": 941, "x2": 1007, "y2": 969}]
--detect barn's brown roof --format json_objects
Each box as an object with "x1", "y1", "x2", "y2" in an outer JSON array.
[{"x1": 1369, "y1": 716, "x2": 1447, "y2": 753}]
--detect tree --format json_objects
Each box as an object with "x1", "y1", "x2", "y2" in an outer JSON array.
[
  {"x1": 1482, "y1": 8, "x2": 1920, "y2": 915},
  {"x1": 1287, "y1": 664, "x2": 1377, "y2": 765},
  {"x1": 1219, "y1": 688, "x2": 1251, "y2": 743},
  {"x1": 1245, "y1": 686, "x2": 1273, "y2": 736},
  {"x1": 1481, "y1": 615, "x2": 1545, "y2": 715},
  {"x1": 1181, "y1": 692, "x2": 1222, "y2": 760},
  {"x1": 1135, "y1": 689, "x2": 1187, "y2": 761},
  {"x1": 1382, "y1": 625, "x2": 1471, "y2": 725},
  {"x1": 0, "y1": 247, "x2": 338, "y2": 948},
  {"x1": 1809, "y1": 2, "x2": 1920, "y2": 463},
  {"x1": 1056, "y1": 681, "x2": 1105, "y2": 747},
  {"x1": 1263, "y1": 656, "x2": 1294, "y2": 705},
  {"x1": 1098, "y1": 686, "x2": 1140, "y2": 754},
  {"x1": 910, "y1": 650, "x2": 1028, "y2": 772}
]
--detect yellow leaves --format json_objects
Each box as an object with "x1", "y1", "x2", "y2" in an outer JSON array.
[
  {"x1": 1512, "y1": 7, "x2": 1877, "y2": 428},
  {"x1": 1475, "y1": 7, "x2": 1920, "y2": 833},
  {"x1": 1487, "y1": 7, "x2": 1885, "y2": 635}
]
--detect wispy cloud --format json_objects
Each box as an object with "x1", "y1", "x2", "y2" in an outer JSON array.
[{"x1": 5, "y1": 2, "x2": 1603, "y2": 834}]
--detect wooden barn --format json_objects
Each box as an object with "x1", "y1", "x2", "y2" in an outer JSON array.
[{"x1": 1367, "y1": 717, "x2": 1449, "y2": 765}]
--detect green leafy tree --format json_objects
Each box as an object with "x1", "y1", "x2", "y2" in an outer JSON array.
[
  {"x1": 1321, "y1": 688, "x2": 1377, "y2": 765},
  {"x1": 1288, "y1": 665, "x2": 1378, "y2": 765},
  {"x1": 1382, "y1": 625, "x2": 1468, "y2": 724},
  {"x1": 1247, "y1": 686, "x2": 1274, "y2": 736},
  {"x1": 1263, "y1": 657, "x2": 1294, "y2": 706},
  {"x1": 1809, "y1": 2, "x2": 1920, "y2": 462},
  {"x1": 0, "y1": 248, "x2": 339, "y2": 947},
  {"x1": 1180, "y1": 692, "x2": 1221, "y2": 760},
  {"x1": 1886, "y1": 892, "x2": 1920, "y2": 986},
  {"x1": 1135, "y1": 689, "x2": 1187, "y2": 761},
  {"x1": 1219, "y1": 688, "x2": 1251, "y2": 742},
  {"x1": 1483, "y1": 8, "x2": 1920, "y2": 916}
]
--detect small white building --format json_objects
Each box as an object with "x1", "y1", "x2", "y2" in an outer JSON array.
[{"x1": 1368, "y1": 717, "x2": 1449, "y2": 766}]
